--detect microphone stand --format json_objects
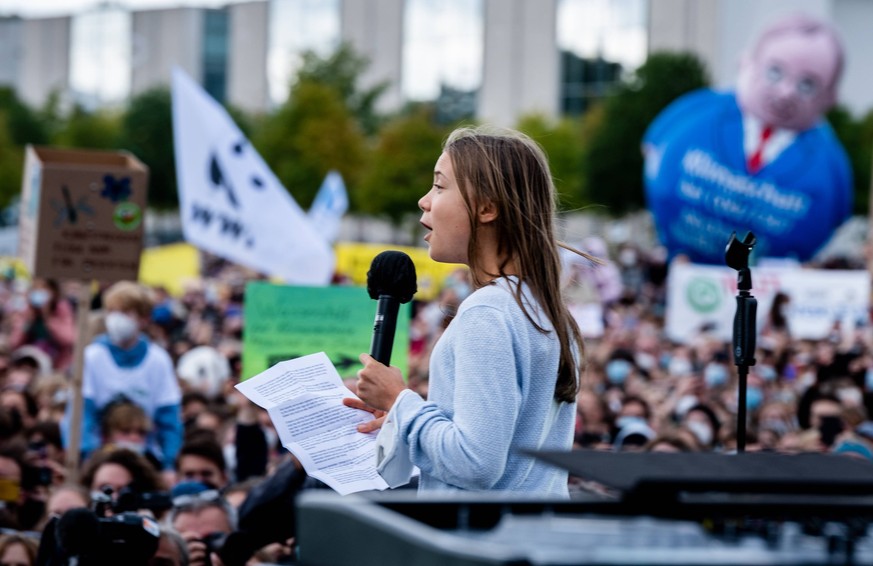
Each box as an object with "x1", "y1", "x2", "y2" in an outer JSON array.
[{"x1": 725, "y1": 232, "x2": 757, "y2": 453}]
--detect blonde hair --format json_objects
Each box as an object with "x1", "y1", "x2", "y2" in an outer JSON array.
[
  {"x1": 443, "y1": 126, "x2": 585, "y2": 403},
  {"x1": 103, "y1": 281, "x2": 153, "y2": 319}
]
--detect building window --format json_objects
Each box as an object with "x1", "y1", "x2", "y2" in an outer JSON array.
[
  {"x1": 203, "y1": 8, "x2": 229, "y2": 103},
  {"x1": 403, "y1": 0, "x2": 482, "y2": 122},
  {"x1": 267, "y1": 0, "x2": 341, "y2": 106},
  {"x1": 557, "y1": 0, "x2": 647, "y2": 115},
  {"x1": 69, "y1": 6, "x2": 132, "y2": 109}
]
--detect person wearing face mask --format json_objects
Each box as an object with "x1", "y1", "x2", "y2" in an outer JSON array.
[
  {"x1": 62, "y1": 281, "x2": 183, "y2": 483},
  {"x1": 9, "y1": 278, "x2": 76, "y2": 373}
]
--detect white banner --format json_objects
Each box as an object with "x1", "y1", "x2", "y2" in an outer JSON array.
[
  {"x1": 665, "y1": 262, "x2": 870, "y2": 344},
  {"x1": 171, "y1": 68, "x2": 334, "y2": 285},
  {"x1": 307, "y1": 170, "x2": 348, "y2": 243}
]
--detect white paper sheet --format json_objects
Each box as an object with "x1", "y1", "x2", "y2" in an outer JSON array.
[{"x1": 235, "y1": 352, "x2": 389, "y2": 495}]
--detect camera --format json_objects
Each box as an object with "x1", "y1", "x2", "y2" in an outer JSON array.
[
  {"x1": 92, "y1": 486, "x2": 173, "y2": 517},
  {"x1": 202, "y1": 531, "x2": 229, "y2": 566},
  {"x1": 45, "y1": 507, "x2": 161, "y2": 566}
]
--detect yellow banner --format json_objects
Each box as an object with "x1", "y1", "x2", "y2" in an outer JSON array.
[
  {"x1": 334, "y1": 242, "x2": 465, "y2": 301},
  {"x1": 138, "y1": 243, "x2": 201, "y2": 296}
]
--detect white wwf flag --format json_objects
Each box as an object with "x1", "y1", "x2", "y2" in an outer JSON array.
[
  {"x1": 171, "y1": 68, "x2": 334, "y2": 285},
  {"x1": 307, "y1": 170, "x2": 348, "y2": 243}
]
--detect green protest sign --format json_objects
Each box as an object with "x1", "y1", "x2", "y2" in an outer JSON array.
[{"x1": 242, "y1": 281, "x2": 411, "y2": 380}]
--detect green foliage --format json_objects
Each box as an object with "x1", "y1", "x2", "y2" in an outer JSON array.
[
  {"x1": 584, "y1": 51, "x2": 710, "y2": 216},
  {"x1": 357, "y1": 107, "x2": 449, "y2": 223},
  {"x1": 0, "y1": 113, "x2": 24, "y2": 208},
  {"x1": 0, "y1": 87, "x2": 49, "y2": 146},
  {"x1": 254, "y1": 81, "x2": 366, "y2": 208},
  {"x1": 51, "y1": 105, "x2": 121, "y2": 149},
  {"x1": 515, "y1": 114, "x2": 587, "y2": 211},
  {"x1": 296, "y1": 43, "x2": 388, "y2": 136},
  {"x1": 827, "y1": 105, "x2": 872, "y2": 216},
  {"x1": 119, "y1": 88, "x2": 177, "y2": 209}
]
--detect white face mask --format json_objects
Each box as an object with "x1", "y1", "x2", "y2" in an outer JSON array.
[
  {"x1": 105, "y1": 312, "x2": 139, "y2": 345},
  {"x1": 686, "y1": 420, "x2": 713, "y2": 447},
  {"x1": 113, "y1": 440, "x2": 146, "y2": 454}
]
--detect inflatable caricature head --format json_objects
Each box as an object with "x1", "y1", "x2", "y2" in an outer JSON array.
[{"x1": 736, "y1": 14, "x2": 844, "y2": 131}]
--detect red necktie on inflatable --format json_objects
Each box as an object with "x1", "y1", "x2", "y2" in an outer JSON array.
[{"x1": 747, "y1": 125, "x2": 773, "y2": 174}]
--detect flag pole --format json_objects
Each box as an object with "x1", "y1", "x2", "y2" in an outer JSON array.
[{"x1": 64, "y1": 280, "x2": 93, "y2": 483}]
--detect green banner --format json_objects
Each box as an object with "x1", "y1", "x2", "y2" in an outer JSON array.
[{"x1": 242, "y1": 282, "x2": 411, "y2": 381}]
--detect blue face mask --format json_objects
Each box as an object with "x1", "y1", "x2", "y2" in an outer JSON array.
[
  {"x1": 746, "y1": 386, "x2": 764, "y2": 411},
  {"x1": 704, "y1": 363, "x2": 728, "y2": 387},
  {"x1": 606, "y1": 359, "x2": 632, "y2": 385},
  {"x1": 660, "y1": 353, "x2": 672, "y2": 370},
  {"x1": 758, "y1": 365, "x2": 777, "y2": 382},
  {"x1": 865, "y1": 368, "x2": 873, "y2": 391}
]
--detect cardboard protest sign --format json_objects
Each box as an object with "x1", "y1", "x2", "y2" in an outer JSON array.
[
  {"x1": 242, "y1": 281, "x2": 411, "y2": 380},
  {"x1": 18, "y1": 145, "x2": 149, "y2": 282}
]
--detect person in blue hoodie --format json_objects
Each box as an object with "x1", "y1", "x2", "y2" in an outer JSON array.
[{"x1": 63, "y1": 281, "x2": 183, "y2": 484}]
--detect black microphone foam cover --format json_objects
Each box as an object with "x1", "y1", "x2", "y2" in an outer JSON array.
[{"x1": 366, "y1": 251, "x2": 417, "y2": 302}]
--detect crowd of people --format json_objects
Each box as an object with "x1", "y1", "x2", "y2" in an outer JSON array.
[{"x1": 0, "y1": 232, "x2": 865, "y2": 563}]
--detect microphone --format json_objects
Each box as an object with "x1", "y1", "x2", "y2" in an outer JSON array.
[{"x1": 366, "y1": 250, "x2": 417, "y2": 365}]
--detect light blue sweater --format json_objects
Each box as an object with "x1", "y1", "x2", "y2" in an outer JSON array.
[{"x1": 393, "y1": 277, "x2": 577, "y2": 494}]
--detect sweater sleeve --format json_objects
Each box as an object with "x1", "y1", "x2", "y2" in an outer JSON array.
[
  {"x1": 154, "y1": 404, "x2": 183, "y2": 471},
  {"x1": 394, "y1": 305, "x2": 522, "y2": 490}
]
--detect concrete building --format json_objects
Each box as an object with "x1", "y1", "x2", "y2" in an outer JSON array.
[
  {"x1": 132, "y1": 8, "x2": 206, "y2": 98},
  {"x1": 7, "y1": 16, "x2": 70, "y2": 110},
  {"x1": 227, "y1": 1, "x2": 270, "y2": 113},
  {"x1": 478, "y1": 0, "x2": 560, "y2": 126},
  {"x1": 1, "y1": 0, "x2": 872, "y2": 122},
  {"x1": 341, "y1": 0, "x2": 405, "y2": 115}
]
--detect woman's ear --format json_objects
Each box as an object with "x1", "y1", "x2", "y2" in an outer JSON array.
[{"x1": 477, "y1": 200, "x2": 498, "y2": 224}]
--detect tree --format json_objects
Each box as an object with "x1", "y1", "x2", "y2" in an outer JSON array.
[
  {"x1": 254, "y1": 81, "x2": 367, "y2": 209},
  {"x1": 296, "y1": 43, "x2": 388, "y2": 136},
  {"x1": 51, "y1": 105, "x2": 121, "y2": 150},
  {"x1": 827, "y1": 105, "x2": 872, "y2": 216},
  {"x1": 0, "y1": 112, "x2": 24, "y2": 208},
  {"x1": 119, "y1": 88, "x2": 177, "y2": 209},
  {"x1": 0, "y1": 87, "x2": 49, "y2": 146},
  {"x1": 583, "y1": 52, "x2": 710, "y2": 215},
  {"x1": 357, "y1": 107, "x2": 449, "y2": 224},
  {"x1": 515, "y1": 114, "x2": 587, "y2": 211}
]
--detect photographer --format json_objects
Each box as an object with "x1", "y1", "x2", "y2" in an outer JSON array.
[
  {"x1": 166, "y1": 484, "x2": 235, "y2": 566},
  {"x1": 37, "y1": 468, "x2": 173, "y2": 564}
]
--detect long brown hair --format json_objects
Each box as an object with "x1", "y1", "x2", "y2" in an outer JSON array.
[{"x1": 443, "y1": 126, "x2": 585, "y2": 403}]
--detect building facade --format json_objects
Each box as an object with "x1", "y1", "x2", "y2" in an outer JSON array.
[{"x1": 0, "y1": 0, "x2": 871, "y2": 123}]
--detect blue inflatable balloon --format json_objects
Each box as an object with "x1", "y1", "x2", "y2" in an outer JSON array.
[{"x1": 642, "y1": 89, "x2": 852, "y2": 264}]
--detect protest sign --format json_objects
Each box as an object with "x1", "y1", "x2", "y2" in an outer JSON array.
[
  {"x1": 242, "y1": 281, "x2": 411, "y2": 380},
  {"x1": 18, "y1": 145, "x2": 148, "y2": 282},
  {"x1": 334, "y1": 242, "x2": 464, "y2": 302},
  {"x1": 665, "y1": 262, "x2": 870, "y2": 343}
]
